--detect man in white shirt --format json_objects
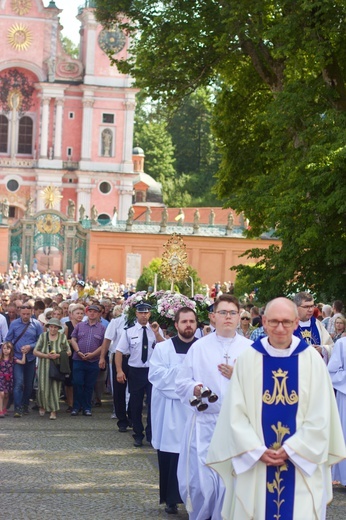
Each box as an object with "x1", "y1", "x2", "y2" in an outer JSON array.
[
  {"x1": 115, "y1": 302, "x2": 163, "y2": 447},
  {"x1": 207, "y1": 297, "x2": 346, "y2": 520}
]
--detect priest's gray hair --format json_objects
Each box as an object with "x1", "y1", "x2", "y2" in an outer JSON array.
[{"x1": 292, "y1": 292, "x2": 314, "y2": 307}]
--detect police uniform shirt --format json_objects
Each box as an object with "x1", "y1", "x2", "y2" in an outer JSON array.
[{"x1": 116, "y1": 321, "x2": 161, "y2": 368}]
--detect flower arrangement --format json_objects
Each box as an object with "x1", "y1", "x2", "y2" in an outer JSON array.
[
  {"x1": 150, "y1": 291, "x2": 196, "y2": 333},
  {"x1": 193, "y1": 294, "x2": 214, "y2": 325}
]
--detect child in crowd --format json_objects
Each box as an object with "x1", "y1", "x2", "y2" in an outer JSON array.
[{"x1": 0, "y1": 341, "x2": 26, "y2": 417}]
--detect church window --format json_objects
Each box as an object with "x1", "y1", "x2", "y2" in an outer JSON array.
[
  {"x1": 7, "y1": 179, "x2": 19, "y2": 192},
  {"x1": 68, "y1": 112, "x2": 75, "y2": 119},
  {"x1": 99, "y1": 181, "x2": 112, "y2": 194},
  {"x1": 98, "y1": 213, "x2": 111, "y2": 225},
  {"x1": 102, "y1": 113, "x2": 114, "y2": 124},
  {"x1": 17, "y1": 116, "x2": 33, "y2": 154},
  {"x1": 0, "y1": 115, "x2": 9, "y2": 153},
  {"x1": 135, "y1": 190, "x2": 146, "y2": 203},
  {"x1": 9, "y1": 206, "x2": 16, "y2": 218},
  {"x1": 67, "y1": 147, "x2": 73, "y2": 156}
]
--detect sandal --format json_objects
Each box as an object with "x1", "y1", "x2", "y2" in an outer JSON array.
[
  {"x1": 50, "y1": 412, "x2": 57, "y2": 420},
  {"x1": 39, "y1": 408, "x2": 45, "y2": 416}
]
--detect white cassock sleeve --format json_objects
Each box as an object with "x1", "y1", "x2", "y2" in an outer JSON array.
[{"x1": 149, "y1": 340, "x2": 181, "y2": 400}]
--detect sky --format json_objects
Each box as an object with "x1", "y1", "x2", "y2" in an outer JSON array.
[{"x1": 44, "y1": 0, "x2": 82, "y2": 45}]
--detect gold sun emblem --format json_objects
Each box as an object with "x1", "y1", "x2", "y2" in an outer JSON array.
[
  {"x1": 11, "y1": 0, "x2": 32, "y2": 16},
  {"x1": 8, "y1": 23, "x2": 33, "y2": 51},
  {"x1": 40, "y1": 185, "x2": 63, "y2": 209}
]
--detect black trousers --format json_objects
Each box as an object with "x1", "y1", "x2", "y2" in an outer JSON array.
[
  {"x1": 157, "y1": 450, "x2": 182, "y2": 505},
  {"x1": 112, "y1": 354, "x2": 131, "y2": 428},
  {"x1": 128, "y1": 366, "x2": 152, "y2": 442}
]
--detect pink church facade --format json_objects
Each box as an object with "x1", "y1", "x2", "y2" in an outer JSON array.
[{"x1": 0, "y1": 0, "x2": 137, "y2": 222}]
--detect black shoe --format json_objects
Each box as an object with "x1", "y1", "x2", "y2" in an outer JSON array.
[
  {"x1": 23, "y1": 406, "x2": 30, "y2": 415},
  {"x1": 70, "y1": 409, "x2": 79, "y2": 416},
  {"x1": 83, "y1": 410, "x2": 92, "y2": 416},
  {"x1": 165, "y1": 504, "x2": 178, "y2": 514},
  {"x1": 133, "y1": 439, "x2": 143, "y2": 447},
  {"x1": 94, "y1": 402, "x2": 102, "y2": 407},
  {"x1": 118, "y1": 426, "x2": 128, "y2": 433}
]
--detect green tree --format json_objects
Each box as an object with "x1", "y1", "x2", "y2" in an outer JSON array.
[
  {"x1": 94, "y1": 1, "x2": 346, "y2": 300},
  {"x1": 61, "y1": 36, "x2": 79, "y2": 59},
  {"x1": 134, "y1": 114, "x2": 192, "y2": 206},
  {"x1": 167, "y1": 88, "x2": 222, "y2": 206}
]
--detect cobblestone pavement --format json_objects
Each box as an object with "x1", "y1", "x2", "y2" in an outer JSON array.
[{"x1": 0, "y1": 397, "x2": 345, "y2": 519}]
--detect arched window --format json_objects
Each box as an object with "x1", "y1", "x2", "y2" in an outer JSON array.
[
  {"x1": 0, "y1": 115, "x2": 9, "y2": 153},
  {"x1": 18, "y1": 116, "x2": 33, "y2": 154}
]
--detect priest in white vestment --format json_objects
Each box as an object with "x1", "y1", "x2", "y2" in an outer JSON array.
[
  {"x1": 328, "y1": 336, "x2": 346, "y2": 485},
  {"x1": 207, "y1": 297, "x2": 346, "y2": 520},
  {"x1": 175, "y1": 294, "x2": 252, "y2": 520},
  {"x1": 149, "y1": 307, "x2": 198, "y2": 515}
]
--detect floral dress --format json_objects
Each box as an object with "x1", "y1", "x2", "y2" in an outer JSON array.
[{"x1": 0, "y1": 359, "x2": 14, "y2": 393}]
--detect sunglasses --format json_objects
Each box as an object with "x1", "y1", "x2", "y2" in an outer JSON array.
[
  {"x1": 20, "y1": 305, "x2": 32, "y2": 310},
  {"x1": 241, "y1": 317, "x2": 250, "y2": 320}
]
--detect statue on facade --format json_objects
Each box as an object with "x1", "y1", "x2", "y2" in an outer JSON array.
[
  {"x1": 177, "y1": 208, "x2": 185, "y2": 226},
  {"x1": 126, "y1": 206, "x2": 135, "y2": 231},
  {"x1": 226, "y1": 212, "x2": 234, "y2": 235},
  {"x1": 91, "y1": 205, "x2": 98, "y2": 224},
  {"x1": 2, "y1": 198, "x2": 9, "y2": 218},
  {"x1": 193, "y1": 208, "x2": 200, "y2": 233},
  {"x1": 102, "y1": 129, "x2": 112, "y2": 157},
  {"x1": 25, "y1": 197, "x2": 34, "y2": 217},
  {"x1": 111, "y1": 206, "x2": 118, "y2": 227},
  {"x1": 126, "y1": 206, "x2": 135, "y2": 225},
  {"x1": 159, "y1": 207, "x2": 168, "y2": 232},
  {"x1": 145, "y1": 206, "x2": 152, "y2": 224},
  {"x1": 67, "y1": 199, "x2": 75, "y2": 220},
  {"x1": 79, "y1": 204, "x2": 86, "y2": 221},
  {"x1": 209, "y1": 209, "x2": 215, "y2": 226}
]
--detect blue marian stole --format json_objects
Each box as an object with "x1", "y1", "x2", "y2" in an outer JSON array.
[
  {"x1": 293, "y1": 316, "x2": 320, "y2": 346},
  {"x1": 252, "y1": 339, "x2": 309, "y2": 520}
]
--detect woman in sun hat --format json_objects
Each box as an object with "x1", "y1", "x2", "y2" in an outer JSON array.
[{"x1": 33, "y1": 318, "x2": 71, "y2": 420}]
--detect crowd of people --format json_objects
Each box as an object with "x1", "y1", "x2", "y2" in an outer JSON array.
[{"x1": 0, "y1": 268, "x2": 346, "y2": 519}]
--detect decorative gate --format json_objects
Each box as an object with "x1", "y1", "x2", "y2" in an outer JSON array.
[{"x1": 9, "y1": 210, "x2": 88, "y2": 276}]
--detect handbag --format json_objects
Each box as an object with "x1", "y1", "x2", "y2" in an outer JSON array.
[{"x1": 49, "y1": 359, "x2": 65, "y2": 382}]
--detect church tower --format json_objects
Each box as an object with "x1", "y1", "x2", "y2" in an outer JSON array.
[{"x1": 0, "y1": 0, "x2": 138, "y2": 223}]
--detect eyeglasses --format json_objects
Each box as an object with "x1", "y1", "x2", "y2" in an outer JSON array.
[
  {"x1": 266, "y1": 319, "x2": 295, "y2": 328},
  {"x1": 299, "y1": 305, "x2": 314, "y2": 310},
  {"x1": 215, "y1": 310, "x2": 239, "y2": 317},
  {"x1": 241, "y1": 317, "x2": 250, "y2": 321}
]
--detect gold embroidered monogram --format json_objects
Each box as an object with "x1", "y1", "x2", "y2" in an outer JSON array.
[{"x1": 263, "y1": 368, "x2": 299, "y2": 405}]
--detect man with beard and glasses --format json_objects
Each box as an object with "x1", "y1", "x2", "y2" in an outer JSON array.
[{"x1": 149, "y1": 307, "x2": 198, "y2": 515}]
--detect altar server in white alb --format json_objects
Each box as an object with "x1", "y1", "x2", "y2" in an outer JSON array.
[
  {"x1": 328, "y1": 336, "x2": 346, "y2": 486},
  {"x1": 149, "y1": 307, "x2": 198, "y2": 515},
  {"x1": 207, "y1": 297, "x2": 346, "y2": 520},
  {"x1": 175, "y1": 294, "x2": 252, "y2": 520}
]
